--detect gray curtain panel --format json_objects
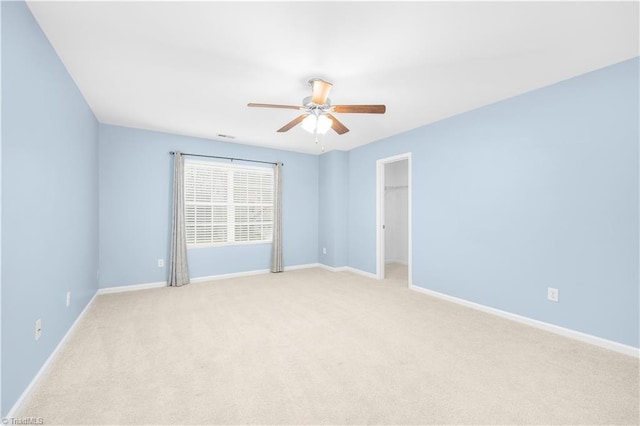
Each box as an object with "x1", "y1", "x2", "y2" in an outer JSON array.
[
  {"x1": 168, "y1": 152, "x2": 190, "y2": 287},
  {"x1": 271, "y1": 162, "x2": 284, "y2": 273}
]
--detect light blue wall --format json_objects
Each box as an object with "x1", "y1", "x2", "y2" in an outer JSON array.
[
  {"x1": 98, "y1": 124, "x2": 319, "y2": 287},
  {"x1": 1, "y1": 1, "x2": 99, "y2": 415},
  {"x1": 0, "y1": 0, "x2": 3, "y2": 415},
  {"x1": 347, "y1": 58, "x2": 639, "y2": 348},
  {"x1": 318, "y1": 150, "x2": 349, "y2": 267},
  {"x1": 0, "y1": 3, "x2": 636, "y2": 417}
]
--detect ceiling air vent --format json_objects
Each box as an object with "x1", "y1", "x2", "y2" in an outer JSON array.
[{"x1": 217, "y1": 134, "x2": 235, "y2": 139}]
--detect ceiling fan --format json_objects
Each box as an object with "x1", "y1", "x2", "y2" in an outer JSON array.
[{"x1": 247, "y1": 78, "x2": 386, "y2": 136}]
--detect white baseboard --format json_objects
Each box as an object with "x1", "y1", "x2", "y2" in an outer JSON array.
[
  {"x1": 284, "y1": 263, "x2": 321, "y2": 271},
  {"x1": 6, "y1": 292, "x2": 98, "y2": 418},
  {"x1": 190, "y1": 269, "x2": 269, "y2": 283},
  {"x1": 318, "y1": 264, "x2": 348, "y2": 273},
  {"x1": 318, "y1": 263, "x2": 379, "y2": 280},
  {"x1": 409, "y1": 284, "x2": 639, "y2": 358},
  {"x1": 97, "y1": 281, "x2": 166, "y2": 294},
  {"x1": 344, "y1": 266, "x2": 378, "y2": 279},
  {"x1": 98, "y1": 263, "x2": 323, "y2": 292},
  {"x1": 191, "y1": 263, "x2": 320, "y2": 283}
]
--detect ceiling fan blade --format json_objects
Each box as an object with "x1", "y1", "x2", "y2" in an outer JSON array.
[
  {"x1": 248, "y1": 103, "x2": 303, "y2": 110},
  {"x1": 326, "y1": 114, "x2": 349, "y2": 135},
  {"x1": 333, "y1": 105, "x2": 386, "y2": 114},
  {"x1": 277, "y1": 114, "x2": 308, "y2": 132},
  {"x1": 311, "y1": 79, "x2": 333, "y2": 105}
]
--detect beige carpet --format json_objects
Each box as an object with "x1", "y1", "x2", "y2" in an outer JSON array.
[
  {"x1": 385, "y1": 262, "x2": 408, "y2": 282},
  {"x1": 19, "y1": 268, "x2": 639, "y2": 425}
]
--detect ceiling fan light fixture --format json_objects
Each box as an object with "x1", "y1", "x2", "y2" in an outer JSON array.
[
  {"x1": 301, "y1": 114, "x2": 317, "y2": 133},
  {"x1": 301, "y1": 113, "x2": 333, "y2": 135},
  {"x1": 316, "y1": 114, "x2": 333, "y2": 134}
]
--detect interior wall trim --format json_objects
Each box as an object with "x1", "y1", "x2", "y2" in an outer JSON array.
[
  {"x1": 409, "y1": 284, "x2": 639, "y2": 358},
  {"x1": 344, "y1": 266, "x2": 378, "y2": 280},
  {"x1": 318, "y1": 264, "x2": 378, "y2": 279},
  {"x1": 97, "y1": 281, "x2": 167, "y2": 294},
  {"x1": 6, "y1": 293, "x2": 98, "y2": 418},
  {"x1": 97, "y1": 263, "x2": 324, "y2": 293},
  {"x1": 376, "y1": 153, "x2": 413, "y2": 286},
  {"x1": 318, "y1": 264, "x2": 347, "y2": 273}
]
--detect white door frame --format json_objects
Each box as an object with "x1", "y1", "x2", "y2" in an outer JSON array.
[{"x1": 376, "y1": 152, "x2": 412, "y2": 285}]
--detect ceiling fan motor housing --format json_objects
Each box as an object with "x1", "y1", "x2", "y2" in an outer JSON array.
[{"x1": 303, "y1": 96, "x2": 331, "y2": 110}]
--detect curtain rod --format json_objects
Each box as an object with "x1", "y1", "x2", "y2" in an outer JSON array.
[{"x1": 170, "y1": 151, "x2": 282, "y2": 166}]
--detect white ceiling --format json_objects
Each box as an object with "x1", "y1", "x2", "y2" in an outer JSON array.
[{"x1": 27, "y1": 1, "x2": 639, "y2": 154}]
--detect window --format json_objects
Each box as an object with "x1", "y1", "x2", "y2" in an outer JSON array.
[{"x1": 184, "y1": 160, "x2": 274, "y2": 246}]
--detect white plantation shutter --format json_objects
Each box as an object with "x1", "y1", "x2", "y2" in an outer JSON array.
[{"x1": 184, "y1": 160, "x2": 274, "y2": 245}]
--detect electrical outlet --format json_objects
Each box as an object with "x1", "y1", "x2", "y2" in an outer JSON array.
[
  {"x1": 547, "y1": 287, "x2": 559, "y2": 302},
  {"x1": 66, "y1": 291, "x2": 71, "y2": 307},
  {"x1": 157, "y1": 259, "x2": 165, "y2": 268},
  {"x1": 322, "y1": 248, "x2": 327, "y2": 255},
  {"x1": 35, "y1": 319, "x2": 42, "y2": 341}
]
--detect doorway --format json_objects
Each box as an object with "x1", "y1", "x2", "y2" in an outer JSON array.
[{"x1": 376, "y1": 153, "x2": 412, "y2": 285}]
